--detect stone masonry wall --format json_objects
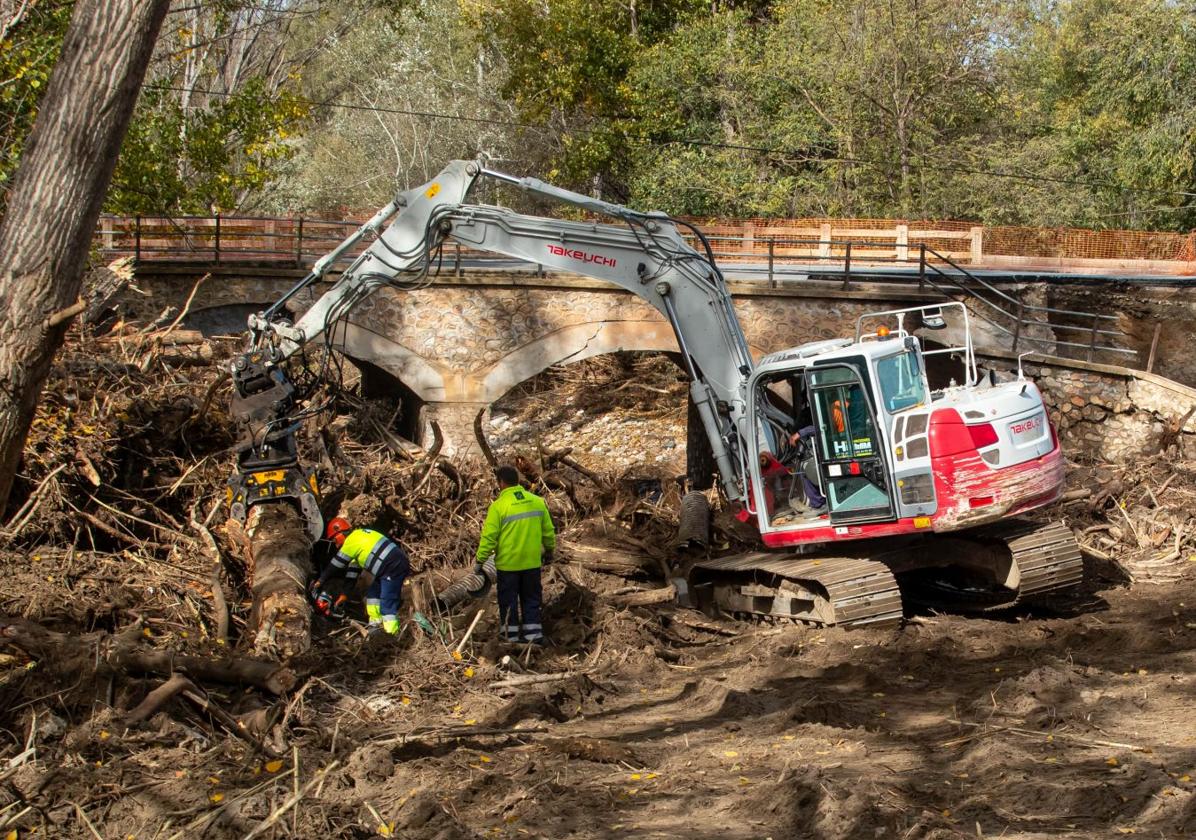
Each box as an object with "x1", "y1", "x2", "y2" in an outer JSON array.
[{"x1": 1019, "y1": 362, "x2": 1196, "y2": 463}]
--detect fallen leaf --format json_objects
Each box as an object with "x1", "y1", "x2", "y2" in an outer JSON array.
[
  {"x1": 724, "y1": 750, "x2": 738, "y2": 758},
  {"x1": 265, "y1": 759, "x2": 283, "y2": 773},
  {"x1": 1106, "y1": 757, "x2": 1120, "y2": 767},
  {"x1": 99, "y1": 730, "x2": 110, "y2": 741},
  {"x1": 942, "y1": 810, "x2": 951, "y2": 818},
  {"x1": 1180, "y1": 774, "x2": 1191, "y2": 783},
  {"x1": 6, "y1": 829, "x2": 17, "y2": 840},
  {"x1": 452, "y1": 650, "x2": 463, "y2": 661},
  {"x1": 464, "y1": 667, "x2": 476, "y2": 678},
  {"x1": 465, "y1": 719, "x2": 477, "y2": 726},
  {"x1": 629, "y1": 773, "x2": 642, "y2": 781},
  {"x1": 378, "y1": 823, "x2": 395, "y2": 836},
  {"x1": 479, "y1": 755, "x2": 492, "y2": 763},
  {"x1": 400, "y1": 696, "x2": 412, "y2": 706},
  {"x1": 209, "y1": 791, "x2": 224, "y2": 804},
  {"x1": 207, "y1": 776, "x2": 220, "y2": 785}
]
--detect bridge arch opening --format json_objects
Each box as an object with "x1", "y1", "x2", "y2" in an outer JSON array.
[
  {"x1": 487, "y1": 350, "x2": 690, "y2": 474},
  {"x1": 349, "y1": 359, "x2": 428, "y2": 446},
  {"x1": 184, "y1": 303, "x2": 277, "y2": 337}
]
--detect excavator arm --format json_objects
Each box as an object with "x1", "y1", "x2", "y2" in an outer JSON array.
[{"x1": 228, "y1": 160, "x2": 756, "y2": 536}]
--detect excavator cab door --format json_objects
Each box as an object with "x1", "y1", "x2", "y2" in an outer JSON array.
[{"x1": 805, "y1": 364, "x2": 896, "y2": 525}]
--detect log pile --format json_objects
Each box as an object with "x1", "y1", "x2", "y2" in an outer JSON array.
[{"x1": 1069, "y1": 455, "x2": 1196, "y2": 583}]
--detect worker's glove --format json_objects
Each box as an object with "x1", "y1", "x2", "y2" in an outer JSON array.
[
  {"x1": 542, "y1": 550, "x2": 554, "y2": 566},
  {"x1": 329, "y1": 594, "x2": 348, "y2": 619},
  {"x1": 472, "y1": 561, "x2": 486, "y2": 577}
]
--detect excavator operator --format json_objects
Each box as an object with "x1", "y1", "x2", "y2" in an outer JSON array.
[{"x1": 311, "y1": 517, "x2": 411, "y2": 635}]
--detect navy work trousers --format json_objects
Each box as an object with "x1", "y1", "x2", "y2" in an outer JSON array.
[{"x1": 496, "y1": 568, "x2": 543, "y2": 642}]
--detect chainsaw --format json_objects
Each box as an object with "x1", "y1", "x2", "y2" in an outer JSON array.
[{"x1": 311, "y1": 587, "x2": 348, "y2": 619}]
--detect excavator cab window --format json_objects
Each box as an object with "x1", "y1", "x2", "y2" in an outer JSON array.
[
  {"x1": 806, "y1": 365, "x2": 896, "y2": 524},
  {"x1": 875, "y1": 349, "x2": 926, "y2": 413}
]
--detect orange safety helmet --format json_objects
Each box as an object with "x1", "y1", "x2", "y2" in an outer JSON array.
[{"x1": 325, "y1": 516, "x2": 351, "y2": 546}]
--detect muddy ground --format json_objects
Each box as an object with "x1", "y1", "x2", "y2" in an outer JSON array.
[{"x1": 1, "y1": 346, "x2": 1194, "y2": 839}]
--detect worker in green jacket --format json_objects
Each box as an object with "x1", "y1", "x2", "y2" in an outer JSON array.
[{"x1": 475, "y1": 465, "x2": 556, "y2": 644}]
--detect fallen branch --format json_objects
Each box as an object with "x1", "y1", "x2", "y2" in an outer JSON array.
[
  {"x1": 454, "y1": 609, "x2": 485, "y2": 655},
  {"x1": 0, "y1": 618, "x2": 296, "y2": 694},
  {"x1": 474, "y1": 407, "x2": 498, "y2": 469},
  {"x1": 1, "y1": 463, "x2": 68, "y2": 539},
  {"x1": 609, "y1": 584, "x2": 676, "y2": 608},
  {"x1": 488, "y1": 672, "x2": 579, "y2": 690},
  {"x1": 240, "y1": 760, "x2": 340, "y2": 840},
  {"x1": 191, "y1": 514, "x2": 229, "y2": 646},
  {"x1": 944, "y1": 719, "x2": 1149, "y2": 753},
  {"x1": 123, "y1": 673, "x2": 192, "y2": 726}
]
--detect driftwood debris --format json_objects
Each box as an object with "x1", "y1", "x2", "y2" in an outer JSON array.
[
  {"x1": 0, "y1": 618, "x2": 296, "y2": 694},
  {"x1": 563, "y1": 543, "x2": 658, "y2": 576}
]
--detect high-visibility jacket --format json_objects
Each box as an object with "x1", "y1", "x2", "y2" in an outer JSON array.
[
  {"x1": 476, "y1": 485, "x2": 556, "y2": 571},
  {"x1": 322, "y1": 528, "x2": 407, "y2": 584}
]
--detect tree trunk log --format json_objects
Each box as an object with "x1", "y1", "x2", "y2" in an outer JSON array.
[
  {"x1": 227, "y1": 503, "x2": 314, "y2": 661},
  {"x1": 0, "y1": 0, "x2": 170, "y2": 514},
  {"x1": 0, "y1": 618, "x2": 296, "y2": 694}
]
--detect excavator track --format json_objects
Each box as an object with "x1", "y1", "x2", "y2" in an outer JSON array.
[
  {"x1": 899, "y1": 519, "x2": 1084, "y2": 612},
  {"x1": 687, "y1": 519, "x2": 1083, "y2": 626},
  {"x1": 689, "y1": 553, "x2": 903, "y2": 626}
]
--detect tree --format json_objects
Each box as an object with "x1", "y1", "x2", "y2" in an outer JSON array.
[
  {"x1": 0, "y1": 0, "x2": 170, "y2": 515},
  {"x1": 0, "y1": 0, "x2": 74, "y2": 203},
  {"x1": 1015, "y1": 0, "x2": 1196, "y2": 230},
  {"x1": 269, "y1": 0, "x2": 517, "y2": 212},
  {"x1": 470, "y1": 0, "x2": 700, "y2": 197},
  {"x1": 107, "y1": 0, "x2": 320, "y2": 214}
]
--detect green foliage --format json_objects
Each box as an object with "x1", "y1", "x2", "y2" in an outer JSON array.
[
  {"x1": 9, "y1": 0, "x2": 1196, "y2": 228},
  {"x1": 0, "y1": 0, "x2": 73, "y2": 199},
  {"x1": 108, "y1": 80, "x2": 309, "y2": 215},
  {"x1": 1024, "y1": 0, "x2": 1196, "y2": 229},
  {"x1": 469, "y1": 0, "x2": 702, "y2": 190}
]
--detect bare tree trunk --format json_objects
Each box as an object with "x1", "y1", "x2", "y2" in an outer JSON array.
[{"x1": 0, "y1": 0, "x2": 170, "y2": 514}]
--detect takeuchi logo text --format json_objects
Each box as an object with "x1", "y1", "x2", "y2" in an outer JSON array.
[
  {"x1": 546, "y1": 244, "x2": 617, "y2": 267},
  {"x1": 1010, "y1": 416, "x2": 1043, "y2": 435}
]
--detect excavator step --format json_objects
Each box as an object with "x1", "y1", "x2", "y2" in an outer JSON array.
[{"x1": 689, "y1": 553, "x2": 903, "y2": 627}]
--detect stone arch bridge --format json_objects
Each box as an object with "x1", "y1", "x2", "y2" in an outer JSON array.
[
  {"x1": 127, "y1": 266, "x2": 961, "y2": 451},
  {"x1": 124, "y1": 265, "x2": 1193, "y2": 460}
]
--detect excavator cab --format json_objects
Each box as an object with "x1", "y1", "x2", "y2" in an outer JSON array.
[{"x1": 743, "y1": 302, "x2": 1059, "y2": 547}]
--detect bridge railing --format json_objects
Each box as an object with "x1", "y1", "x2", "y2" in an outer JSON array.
[{"x1": 95, "y1": 214, "x2": 1138, "y2": 361}]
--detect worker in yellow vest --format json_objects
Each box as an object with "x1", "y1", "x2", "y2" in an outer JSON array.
[
  {"x1": 312, "y1": 517, "x2": 410, "y2": 635},
  {"x1": 475, "y1": 466, "x2": 556, "y2": 644}
]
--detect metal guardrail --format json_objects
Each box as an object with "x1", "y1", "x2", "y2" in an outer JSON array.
[{"x1": 95, "y1": 215, "x2": 1137, "y2": 362}]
